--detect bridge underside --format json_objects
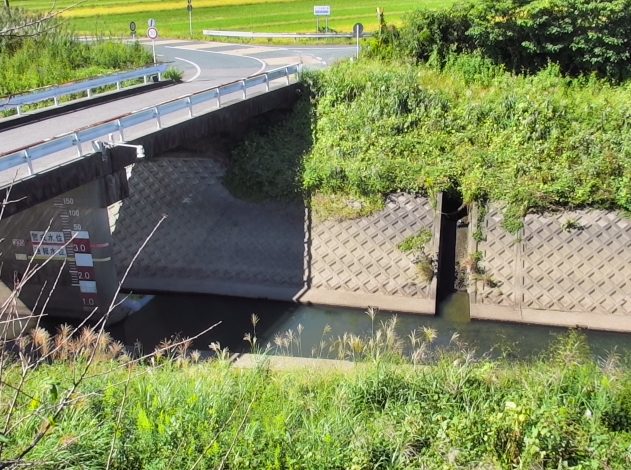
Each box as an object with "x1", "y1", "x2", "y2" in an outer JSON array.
[{"x1": 110, "y1": 155, "x2": 440, "y2": 315}]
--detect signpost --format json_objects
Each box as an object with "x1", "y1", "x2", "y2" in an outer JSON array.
[
  {"x1": 147, "y1": 24, "x2": 158, "y2": 64},
  {"x1": 313, "y1": 5, "x2": 331, "y2": 33},
  {"x1": 129, "y1": 21, "x2": 137, "y2": 40},
  {"x1": 353, "y1": 22, "x2": 364, "y2": 59},
  {"x1": 187, "y1": 0, "x2": 193, "y2": 38}
]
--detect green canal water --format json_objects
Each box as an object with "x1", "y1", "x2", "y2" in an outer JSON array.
[{"x1": 106, "y1": 292, "x2": 631, "y2": 361}]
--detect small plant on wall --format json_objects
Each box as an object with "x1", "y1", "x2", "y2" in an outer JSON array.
[
  {"x1": 462, "y1": 250, "x2": 500, "y2": 289},
  {"x1": 397, "y1": 229, "x2": 436, "y2": 283}
]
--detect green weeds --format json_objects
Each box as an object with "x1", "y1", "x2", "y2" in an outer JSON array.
[
  {"x1": 1, "y1": 323, "x2": 631, "y2": 468},
  {"x1": 302, "y1": 56, "x2": 631, "y2": 231},
  {"x1": 0, "y1": 8, "x2": 152, "y2": 96}
]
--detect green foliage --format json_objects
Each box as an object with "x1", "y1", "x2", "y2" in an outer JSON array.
[
  {"x1": 397, "y1": 229, "x2": 432, "y2": 254},
  {"x1": 162, "y1": 67, "x2": 183, "y2": 82},
  {"x1": 311, "y1": 191, "x2": 384, "y2": 221},
  {"x1": 2, "y1": 333, "x2": 631, "y2": 468},
  {"x1": 399, "y1": 0, "x2": 631, "y2": 81},
  {"x1": 225, "y1": 98, "x2": 312, "y2": 201},
  {"x1": 303, "y1": 57, "x2": 631, "y2": 231},
  {"x1": 0, "y1": 10, "x2": 152, "y2": 96}
]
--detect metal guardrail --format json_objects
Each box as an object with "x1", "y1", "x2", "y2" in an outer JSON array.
[
  {"x1": 0, "y1": 64, "x2": 168, "y2": 115},
  {"x1": 0, "y1": 64, "x2": 302, "y2": 178},
  {"x1": 203, "y1": 29, "x2": 372, "y2": 39}
]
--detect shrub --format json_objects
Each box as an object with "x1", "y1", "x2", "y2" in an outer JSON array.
[
  {"x1": 301, "y1": 58, "x2": 631, "y2": 231},
  {"x1": 398, "y1": 0, "x2": 631, "y2": 81},
  {"x1": 162, "y1": 67, "x2": 183, "y2": 82}
]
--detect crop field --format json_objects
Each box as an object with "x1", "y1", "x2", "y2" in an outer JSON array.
[{"x1": 12, "y1": 0, "x2": 458, "y2": 38}]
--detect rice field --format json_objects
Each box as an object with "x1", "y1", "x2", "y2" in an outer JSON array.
[{"x1": 12, "y1": 0, "x2": 458, "y2": 38}]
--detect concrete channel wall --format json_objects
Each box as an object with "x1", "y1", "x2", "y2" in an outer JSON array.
[
  {"x1": 468, "y1": 204, "x2": 631, "y2": 332},
  {"x1": 110, "y1": 157, "x2": 441, "y2": 315}
]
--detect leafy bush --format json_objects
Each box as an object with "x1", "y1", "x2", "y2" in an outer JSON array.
[
  {"x1": 398, "y1": 0, "x2": 631, "y2": 81},
  {"x1": 302, "y1": 58, "x2": 631, "y2": 231},
  {"x1": 225, "y1": 98, "x2": 313, "y2": 201},
  {"x1": 163, "y1": 67, "x2": 184, "y2": 82}
]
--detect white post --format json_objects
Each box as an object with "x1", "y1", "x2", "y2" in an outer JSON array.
[
  {"x1": 242, "y1": 80, "x2": 246, "y2": 99},
  {"x1": 73, "y1": 133, "x2": 82, "y2": 157},
  {"x1": 24, "y1": 149, "x2": 34, "y2": 175},
  {"x1": 117, "y1": 119, "x2": 125, "y2": 141},
  {"x1": 189, "y1": 9, "x2": 193, "y2": 38},
  {"x1": 356, "y1": 29, "x2": 360, "y2": 59},
  {"x1": 154, "y1": 107, "x2": 162, "y2": 129},
  {"x1": 152, "y1": 40, "x2": 157, "y2": 65},
  {"x1": 187, "y1": 97, "x2": 193, "y2": 117}
]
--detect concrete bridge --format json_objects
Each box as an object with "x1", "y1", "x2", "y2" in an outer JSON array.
[{"x1": 0, "y1": 71, "x2": 314, "y2": 322}]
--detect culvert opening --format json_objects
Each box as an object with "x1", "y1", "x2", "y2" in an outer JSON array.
[{"x1": 436, "y1": 193, "x2": 470, "y2": 320}]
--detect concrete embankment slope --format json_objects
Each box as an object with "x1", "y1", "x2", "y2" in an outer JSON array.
[
  {"x1": 110, "y1": 156, "x2": 440, "y2": 315},
  {"x1": 468, "y1": 205, "x2": 631, "y2": 332}
]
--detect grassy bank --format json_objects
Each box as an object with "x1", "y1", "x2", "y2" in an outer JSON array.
[
  {"x1": 304, "y1": 58, "x2": 631, "y2": 231},
  {"x1": 0, "y1": 9, "x2": 152, "y2": 96},
  {"x1": 12, "y1": 0, "x2": 459, "y2": 37},
  {"x1": 227, "y1": 56, "x2": 631, "y2": 231},
  {"x1": 1, "y1": 328, "x2": 630, "y2": 468}
]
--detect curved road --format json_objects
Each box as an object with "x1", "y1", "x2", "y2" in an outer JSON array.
[
  {"x1": 0, "y1": 40, "x2": 354, "y2": 184},
  {"x1": 1, "y1": 40, "x2": 353, "y2": 155}
]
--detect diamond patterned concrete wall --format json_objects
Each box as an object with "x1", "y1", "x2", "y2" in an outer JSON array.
[
  {"x1": 468, "y1": 204, "x2": 631, "y2": 331},
  {"x1": 303, "y1": 193, "x2": 440, "y2": 313},
  {"x1": 110, "y1": 158, "x2": 440, "y2": 314},
  {"x1": 110, "y1": 157, "x2": 307, "y2": 298}
]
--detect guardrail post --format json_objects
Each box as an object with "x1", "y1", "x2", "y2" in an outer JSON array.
[
  {"x1": 144, "y1": 75, "x2": 148, "y2": 85},
  {"x1": 116, "y1": 81, "x2": 121, "y2": 91},
  {"x1": 217, "y1": 92, "x2": 222, "y2": 108},
  {"x1": 117, "y1": 119, "x2": 125, "y2": 141},
  {"x1": 154, "y1": 107, "x2": 162, "y2": 129},
  {"x1": 16, "y1": 105, "x2": 22, "y2": 116},
  {"x1": 242, "y1": 80, "x2": 247, "y2": 99},
  {"x1": 23, "y1": 149, "x2": 34, "y2": 175},
  {"x1": 285, "y1": 67, "x2": 290, "y2": 85},
  {"x1": 73, "y1": 133, "x2": 82, "y2": 157},
  {"x1": 187, "y1": 97, "x2": 193, "y2": 118},
  {"x1": 53, "y1": 96, "x2": 59, "y2": 107},
  {"x1": 87, "y1": 88, "x2": 92, "y2": 98},
  {"x1": 265, "y1": 74, "x2": 270, "y2": 92}
]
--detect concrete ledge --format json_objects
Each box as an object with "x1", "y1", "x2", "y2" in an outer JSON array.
[
  {"x1": 297, "y1": 288, "x2": 435, "y2": 315},
  {"x1": 0, "y1": 145, "x2": 136, "y2": 218},
  {"x1": 471, "y1": 304, "x2": 631, "y2": 333},
  {"x1": 123, "y1": 277, "x2": 304, "y2": 303},
  {"x1": 130, "y1": 83, "x2": 303, "y2": 158}
]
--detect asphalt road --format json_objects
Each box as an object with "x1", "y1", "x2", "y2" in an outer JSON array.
[{"x1": 0, "y1": 39, "x2": 355, "y2": 184}]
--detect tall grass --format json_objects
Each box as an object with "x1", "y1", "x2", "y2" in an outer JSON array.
[
  {"x1": 298, "y1": 56, "x2": 631, "y2": 231},
  {"x1": 1, "y1": 324, "x2": 630, "y2": 468},
  {"x1": 0, "y1": 8, "x2": 152, "y2": 96}
]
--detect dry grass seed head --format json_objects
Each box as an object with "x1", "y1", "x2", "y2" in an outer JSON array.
[{"x1": 31, "y1": 327, "x2": 51, "y2": 356}]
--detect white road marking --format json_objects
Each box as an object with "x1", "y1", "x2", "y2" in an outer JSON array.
[
  {"x1": 226, "y1": 46, "x2": 276, "y2": 55},
  {"x1": 175, "y1": 56, "x2": 202, "y2": 82},
  {"x1": 165, "y1": 46, "x2": 267, "y2": 75},
  {"x1": 171, "y1": 43, "x2": 232, "y2": 50}
]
